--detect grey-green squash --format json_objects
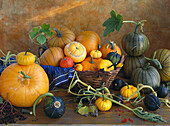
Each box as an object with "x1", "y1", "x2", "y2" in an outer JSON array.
[
  {"x1": 132, "y1": 63, "x2": 160, "y2": 94},
  {"x1": 153, "y1": 49, "x2": 170, "y2": 82},
  {"x1": 121, "y1": 24, "x2": 149, "y2": 56},
  {"x1": 123, "y1": 55, "x2": 147, "y2": 78}
]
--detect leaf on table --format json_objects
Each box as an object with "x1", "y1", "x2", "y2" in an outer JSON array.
[
  {"x1": 0, "y1": 96, "x2": 3, "y2": 104},
  {"x1": 89, "y1": 105, "x2": 98, "y2": 117},
  {"x1": 77, "y1": 106, "x2": 89, "y2": 116},
  {"x1": 37, "y1": 35, "x2": 46, "y2": 45},
  {"x1": 103, "y1": 10, "x2": 123, "y2": 37}
]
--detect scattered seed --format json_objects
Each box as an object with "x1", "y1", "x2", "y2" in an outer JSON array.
[
  {"x1": 144, "y1": 119, "x2": 146, "y2": 121},
  {"x1": 119, "y1": 114, "x2": 121, "y2": 116},
  {"x1": 115, "y1": 110, "x2": 117, "y2": 112},
  {"x1": 129, "y1": 118, "x2": 132, "y2": 121},
  {"x1": 122, "y1": 111, "x2": 125, "y2": 113},
  {"x1": 128, "y1": 110, "x2": 131, "y2": 112},
  {"x1": 109, "y1": 109, "x2": 111, "y2": 112}
]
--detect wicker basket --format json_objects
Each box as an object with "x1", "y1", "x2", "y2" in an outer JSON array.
[{"x1": 76, "y1": 55, "x2": 125, "y2": 88}]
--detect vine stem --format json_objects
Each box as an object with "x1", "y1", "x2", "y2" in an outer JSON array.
[{"x1": 126, "y1": 84, "x2": 157, "y2": 102}]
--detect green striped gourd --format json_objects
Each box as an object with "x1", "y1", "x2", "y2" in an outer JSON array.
[
  {"x1": 47, "y1": 27, "x2": 76, "y2": 49},
  {"x1": 154, "y1": 49, "x2": 170, "y2": 82},
  {"x1": 121, "y1": 24, "x2": 149, "y2": 56},
  {"x1": 123, "y1": 55, "x2": 147, "y2": 78},
  {"x1": 40, "y1": 47, "x2": 64, "y2": 67},
  {"x1": 132, "y1": 63, "x2": 160, "y2": 93}
]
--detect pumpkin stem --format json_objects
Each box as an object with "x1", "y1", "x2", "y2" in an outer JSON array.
[
  {"x1": 54, "y1": 28, "x2": 62, "y2": 37},
  {"x1": 25, "y1": 48, "x2": 30, "y2": 55},
  {"x1": 107, "y1": 40, "x2": 115, "y2": 50},
  {"x1": 143, "y1": 63, "x2": 150, "y2": 70},
  {"x1": 20, "y1": 71, "x2": 31, "y2": 79},
  {"x1": 90, "y1": 55, "x2": 94, "y2": 64},
  {"x1": 134, "y1": 24, "x2": 140, "y2": 34},
  {"x1": 102, "y1": 95, "x2": 105, "y2": 101},
  {"x1": 125, "y1": 83, "x2": 129, "y2": 89},
  {"x1": 144, "y1": 56, "x2": 162, "y2": 70},
  {"x1": 107, "y1": 64, "x2": 114, "y2": 69}
]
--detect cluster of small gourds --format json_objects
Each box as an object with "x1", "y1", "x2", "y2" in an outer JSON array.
[{"x1": 37, "y1": 27, "x2": 124, "y2": 72}]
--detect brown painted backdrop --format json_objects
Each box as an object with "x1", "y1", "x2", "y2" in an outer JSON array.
[{"x1": 0, "y1": 0, "x2": 169, "y2": 57}]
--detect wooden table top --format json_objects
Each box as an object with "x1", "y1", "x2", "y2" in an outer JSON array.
[{"x1": 16, "y1": 88, "x2": 169, "y2": 125}]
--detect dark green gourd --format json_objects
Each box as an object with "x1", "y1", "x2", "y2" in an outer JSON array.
[
  {"x1": 144, "y1": 94, "x2": 161, "y2": 111},
  {"x1": 106, "y1": 52, "x2": 121, "y2": 66},
  {"x1": 157, "y1": 85, "x2": 168, "y2": 98},
  {"x1": 132, "y1": 63, "x2": 160, "y2": 94},
  {"x1": 123, "y1": 55, "x2": 147, "y2": 78},
  {"x1": 43, "y1": 96, "x2": 65, "y2": 118},
  {"x1": 121, "y1": 24, "x2": 149, "y2": 56}
]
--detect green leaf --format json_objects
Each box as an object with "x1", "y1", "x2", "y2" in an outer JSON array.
[
  {"x1": 41, "y1": 23, "x2": 50, "y2": 31},
  {"x1": 103, "y1": 10, "x2": 123, "y2": 37},
  {"x1": 78, "y1": 106, "x2": 89, "y2": 116},
  {"x1": 37, "y1": 35, "x2": 46, "y2": 44},
  {"x1": 0, "y1": 96, "x2": 3, "y2": 104},
  {"x1": 30, "y1": 31, "x2": 38, "y2": 39},
  {"x1": 89, "y1": 105, "x2": 98, "y2": 117},
  {"x1": 45, "y1": 31, "x2": 53, "y2": 37},
  {"x1": 32, "y1": 27, "x2": 40, "y2": 32},
  {"x1": 39, "y1": 29, "x2": 45, "y2": 33}
]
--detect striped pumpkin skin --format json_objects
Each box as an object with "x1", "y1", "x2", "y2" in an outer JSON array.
[
  {"x1": 64, "y1": 42, "x2": 87, "y2": 63},
  {"x1": 121, "y1": 33, "x2": 149, "y2": 56},
  {"x1": 154, "y1": 49, "x2": 170, "y2": 82},
  {"x1": 123, "y1": 55, "x2": 147, "y2": 78},
  {"x1": 40, "y1": 47, "x2": 64, "y2": 67},
  {"x1": 132, "y1": 64, "x2": 160, "y2": 93},
  {"x1": 47, "y1": 27, "x2": 76, "y2": 49}
]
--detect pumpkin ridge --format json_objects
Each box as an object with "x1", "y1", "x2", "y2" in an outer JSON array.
[
  {"x1": 161, "y1": 53, "x2": 169, "y2": 65},
  {"x1": 51, "y1": 36, "x2": 59, "y2": 47},
  {"x1": 159, "y1": 50, "x2": 167, "y2": 63},
  {"x1": 63, "y1": 34, "x2": 74, "y2": 43},
  {"x1": 157, "y1": 49, "x2": 164, "y2": 63},
  {"x1": 42, "y1": 52, "x2": 50, "y2": 65}
]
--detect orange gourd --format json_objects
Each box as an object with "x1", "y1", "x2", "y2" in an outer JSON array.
[
  {"x1": 76, "y1": 31, "x2": 101, "y2": 55},
  {"x1": 0, "y1": 63, "x2": 49, "y2": 107},
  {"x1": 47, "y1": 27, "x2": 76, "y2": 49},
  {"x1": 40, "y1": 47, "x2": 64, "y2": 67},
  {"x1": 100, "y1": 40, "x2": 121, "y2": 58}
]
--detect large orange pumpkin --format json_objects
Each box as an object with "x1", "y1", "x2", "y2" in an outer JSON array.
[
  {"x1": 40, "y1": 47, "x2": 64, "y2": 67},
  {"x1": 76, "y1": 31, "x2": 101, "y2": 55},
  {"x1": 64, "y1": 42, "x2": 87, "y2": 63},
  {"x1": 47, "y1": 27, "x2": 76, "y2": 49},
  {"x1": 100, "y1": 40, "x2": 121, "y2": 58},
  {"x1": 0, "y1": 63, "x2": 49, "y2": 107}
]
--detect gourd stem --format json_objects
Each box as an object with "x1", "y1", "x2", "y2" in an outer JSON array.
[
  {"x1": 143, "y1": 63, "x2": 150, "y2": 70},
  {"x1": 33, "y1": 93, "x2": 54, "y2": 116},
  {"x1": 54, "y1": 28, "x2": 62, "y2": 37},
  {"x1": 90, "y1": 55, "x2": 94, "y2": 64},
  {"x1": 144, "y1": 57, "x2": 162, "y2": 70},
  {"x1": 134, "y1": 24, "x2": 140, "y2": 34},
  {"x1": 110, "y1": 41, "x2": 115, "y2": 50},
  {"x1": 107, "y1": 64, "x2": 114, "y2": 69},
  {"x1": 25, "y1": 48, "x2": 30, "y2": 55},
  {"x1": 126, "y1": 84, "x2": 157, "y2": 102},
  {"x1": 20, "y1": 71, "x2": 31, "y2": 79},
  {"x1": 125, "y1": 83, "x2": 129, "y2": 89}
]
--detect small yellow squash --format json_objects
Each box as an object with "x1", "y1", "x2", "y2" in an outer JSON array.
[
  {"x1": 97, "y1": 60, "x2": 114, "y2": 71},
  {"x1": 90, "y1": 50, "x2": 102, "y2": 58},
  {"x1": 16, "y1": 49, "x2": 35, "y2": 65},
  {"x1": 95, "y1": 97, "x2": 112, "y2": 111}
]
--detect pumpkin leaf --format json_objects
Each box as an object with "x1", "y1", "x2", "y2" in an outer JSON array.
[
  {"x1": 0, "y1": 96, "x2": 3, "y2": 104},
  {"x1": 45, "y1": 31, "x2": 53, "y2": 37},
  {"x1": 77, "y1": 106, "x2": 89, "y2": 116},
  {"x1": 103, "y1": 10, "x2": 123, "y2": 37},
  {"x1": 37, "y1": 35, "x2": 46, "y2": 45},
  {"x1": 88, "y1": 105, "x2": 98, "y2": 117},
  {"x1": 32, "y1": 27, "x2": 40, "y2": 32},
  {"x1": 30, "y1": 31, "x2": 39, "y2": 39},
  {"x1": 41, "y1": 23, "x2": 50, "y2": 31}
]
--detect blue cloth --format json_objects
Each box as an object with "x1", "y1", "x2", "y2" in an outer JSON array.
[{"x1": 40, "y1": 65, "x2": 75, "y2": 91}]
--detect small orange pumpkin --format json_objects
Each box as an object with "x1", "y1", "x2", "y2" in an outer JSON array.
[
  {"x1": 47, "y1": 27, "x2": 76, "y2": 49},
  {"x1": 100, "y1": 40, "x2": 121, "y2": 58},
  {"x1": 0, "y1": 63, "x2": 49, "y2": 107},
  {"x1": 40, "y1": 47, "x2": 64, "y2": 67},
  {"x1": 76, "y1": 31, "x2": 101, "y2": 55}
]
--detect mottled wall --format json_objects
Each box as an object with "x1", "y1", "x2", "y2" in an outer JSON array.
[{"x1": 0, "y1": 0, "x2": 169, "y2": 57}]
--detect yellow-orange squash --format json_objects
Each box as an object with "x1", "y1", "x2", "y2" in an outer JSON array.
[
  {"x1": 40, "y1": 47, "x2": 64, "y2": 67},
  {"x1": 0, "y1": 63, "x2": 49, "y2": 107},
  {"x1": 64, "y1": 42, "x2": 87, "y2": 63},
  {"x1": 76, "y1": 31, "x2": 101, "y2": 55},
  {"x1": 47, "y1": 27, "x2": 76, "y2": 49},
  {"x1": 90, "y1": 50, "x2": 102, "y2": 58},
  {"x1": 74, "y1": 64, "x2": 83, "y2": 71},
  {"x1": 100, "y1": 40, "x2": 121, "y2": 58}
]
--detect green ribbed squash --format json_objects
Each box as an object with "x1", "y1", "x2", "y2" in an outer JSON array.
[
  {"x1": 132, "y1": 63, "x2": 160, "y2": 94},
  {"x1": 47, "y1": 27, "x2": 76, "y2": 49},
  {"x1": 121, "y1": 25, "x2": 149, "y2": 56},
  {"x1": 153, "y1": 49, "x2": 170, "y2": 82},
  {"x1": 123, "y1": 55, "x2": 147, "y2": 78}
]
